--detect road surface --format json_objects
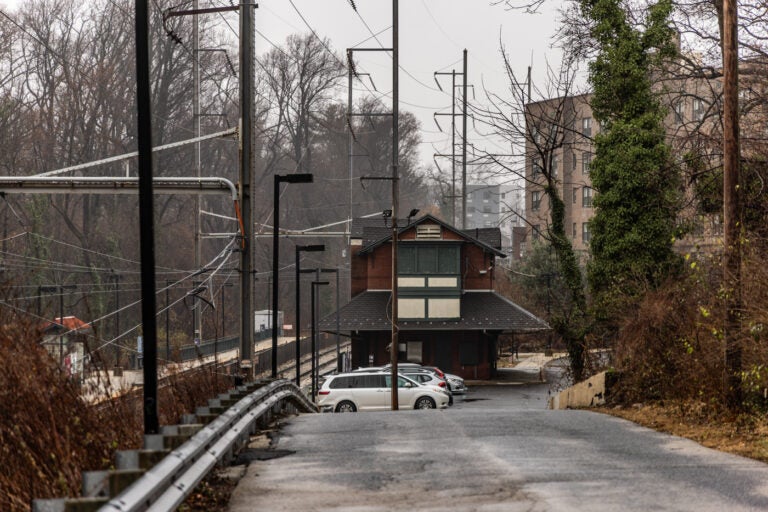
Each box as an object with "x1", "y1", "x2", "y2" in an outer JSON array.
[{"x1": 227, "y1": 369, "x2": 768, "y2": 511}]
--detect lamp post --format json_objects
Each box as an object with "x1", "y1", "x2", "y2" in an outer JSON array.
[
  {"x1": 311, "y1": 280, "x2": 329, "y2": 401},
  {"x1": 272, "y1": 173, "x2": 314, "y2": 379},
  {"x1": 295, "y1": 244, "x2": 325, "y2": 386}
]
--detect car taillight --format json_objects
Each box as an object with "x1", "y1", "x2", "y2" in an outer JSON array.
[
  {"x1": 435, "y1": 369, "x2": 445, "y2": 378},
  {"x1": 318, "y1": 390, "x2": 330, "y2": 395},
  {"x1": 438, "y1": 381, "x2": 446, "y2": 387}
]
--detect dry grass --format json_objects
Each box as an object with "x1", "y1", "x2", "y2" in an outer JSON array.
[
  {"x1": 0, "y1": 308, "x2": 234, "y2": 512},
  {"x1": 595, "y1": 402, "x2": 768, "y2": 464}
]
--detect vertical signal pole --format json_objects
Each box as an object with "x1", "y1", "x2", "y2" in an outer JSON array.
[
  {"x1": 239, "y1": 0, "x2": 255, "y2": 375},
  {"x1": 461, "y1": 49, "x2": 468, "y2": 229},
  {"x1": 390, "y1": 0, "x2": 400, "y2": 411},
  {"x1": 135, "y1": 0, "x2": 159, "y2": 435},
  {"x1": 722, "y1": 0, "x2": 741, "y2": 409}
]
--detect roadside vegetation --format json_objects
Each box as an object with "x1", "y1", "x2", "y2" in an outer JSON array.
[{"x1": 0, "y1": 306, "x2": 233, "y2": 511}]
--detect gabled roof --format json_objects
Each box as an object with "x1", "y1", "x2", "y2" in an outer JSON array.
[
  {"x1": 41, "y1": 316, "x2": 92, "y2": 334},
  {"x1": 355, "y1": 214, "x2": 506, "y2": 258},
  {"x1": 318, "y1": 291, "x2": 549, "y2": 333}
]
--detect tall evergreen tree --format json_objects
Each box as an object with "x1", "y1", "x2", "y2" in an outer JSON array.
[{"x1": 582, "y1": 0, "x2": 682, "y2": 321}]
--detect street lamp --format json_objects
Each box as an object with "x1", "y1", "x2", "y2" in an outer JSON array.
[
  {"x1": 273, "y1": 173, "x2": 313, "y2": 379},
  {"x1": 311, "y1": 280, "x2": 329, "y2": 401},
  {"x1": 295, "y1": 244, "x2": 325, "y2": 386}
]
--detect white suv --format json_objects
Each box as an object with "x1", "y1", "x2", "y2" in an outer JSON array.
[{"x1": 316, "y1": 371, "x2": 450, "y2": 412}]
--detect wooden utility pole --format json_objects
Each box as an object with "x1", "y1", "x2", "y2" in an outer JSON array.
[
  {"x1": 721, "y1": 0, "x2": 742, "y2": 409},
  {"x1": 390, "y1": 0, "x2": 400, "y2": 411}
]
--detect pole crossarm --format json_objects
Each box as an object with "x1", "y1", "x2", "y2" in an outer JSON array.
[{"x1": 0, "y1": 176, "x2": 238, "y2": 200}]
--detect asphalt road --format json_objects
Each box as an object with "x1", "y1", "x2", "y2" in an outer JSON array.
[{"x1": 227, "y1": 372, "x2": 768, "y2": 511}]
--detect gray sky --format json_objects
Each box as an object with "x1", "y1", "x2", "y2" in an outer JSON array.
[
  {"x1": 253, "y1": 0, "x2": 564, "y2": 175},
  {"x1": 0, "y1": 0, "x2": 565, "y2": 178}
]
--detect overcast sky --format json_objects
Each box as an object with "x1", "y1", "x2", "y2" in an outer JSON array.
[
  {"x1": 0, "y1": 0, "x2": 567, "y2": 181},
  {"x1": 253, "y1": 0, "x2": 565, "y2": 177}
]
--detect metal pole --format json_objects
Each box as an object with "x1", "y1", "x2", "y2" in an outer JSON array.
[
  {"x1": 239, "y1": 0, "x2": 254, "y2": 377},
  {"x1": 348, "y1": 49, "x2": 354, "y2": 244},
  {"x1": 135, "y1": 0, "x2": 159, "y2": 434},
  {"x1": 193, "y1": 0, "x2": 202, "y2": 349},
  {"x1": 311, "y1": 280, "x2": 329, "y2": 401},
  {"x1": 461, "y1": 48, "x2": 468, "y2": 229},
  {"x1": 335, "y1": 269, "x2": 341, "y2": 373},
  {"x1": 114, "y1": 275, "x2": 120, "y2": 367},
  {"x1": 271, "y1": 176, "x2": 280, "y2": 379},
  {"x1": 166, "y1": 281, "x2": 171, "y2": 362},
  {"x1": 390, "y1": 0, "x2": 400, "y2": 411},
  {"x1": 59, "y1": 285, "x2": 64, "y2": 366},
  {"x1": 295, "y1": 247, "x2": 302, "y2": 386},
  {"x1": 451, "y1": 70, "x2": 456, "y2": 226}
]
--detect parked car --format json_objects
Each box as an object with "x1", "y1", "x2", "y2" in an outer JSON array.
[{"x1": 316, "y1": 371, "x2": 450, "y2": 412}]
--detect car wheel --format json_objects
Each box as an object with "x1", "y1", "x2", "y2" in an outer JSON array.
[
  {"x1": 335, "y1": 401, "x2": 356, "y2": 413},
  {"x1": 415, "y1": 397, "x2": 436, "y2": 409}
]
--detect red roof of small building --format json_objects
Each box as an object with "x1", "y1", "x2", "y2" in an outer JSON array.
[{"x1": 41, "y1": 316, "x2": 92, "y2": 334}]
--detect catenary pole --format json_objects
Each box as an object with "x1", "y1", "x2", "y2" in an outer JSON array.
[
  {"x1": 239, "y1": 0, "x2": 255, "y2": 376},
  {"x1": 135, "y1": 0, "x2": 159, "y2": 435}
]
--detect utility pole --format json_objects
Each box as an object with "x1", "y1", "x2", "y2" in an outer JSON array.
[
  {"x1": 434, "y1": 54, "x2": 470, "y2": 227},
  {"x1": 461, "y1": 49, "x2": 468, "y2": 229},
  {"x1": 135, "y1": 0, "x2": 159, "y2": 435},
  {"x1": 722, "y1": 0, "x2": 742, "y2": 409},
  {"x1": 390, "y1": 0, "x2": 400, "y2": 410},
  {"x1": 193, "y1": 0, "x2": 203, "y2": 350},
  {"x1": 239, "y1": 0, "x2": 255, "y2": 378}
]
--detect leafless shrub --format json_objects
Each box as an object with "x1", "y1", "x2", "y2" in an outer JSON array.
[
  {"x1": 0, "y1": 304, "x2": 233, "y2": 511},
  {"x1": 610, "y1": 236, "x2": 768, "y2": 414}
]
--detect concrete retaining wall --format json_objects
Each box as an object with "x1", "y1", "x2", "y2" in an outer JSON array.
[{"x1": 549, "y1": 371, "x2": 607, "y2": 409}]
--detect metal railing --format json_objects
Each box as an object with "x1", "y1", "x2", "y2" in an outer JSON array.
[{"x1": 33, "y1": 380, "x2": 316, "y2": 512}]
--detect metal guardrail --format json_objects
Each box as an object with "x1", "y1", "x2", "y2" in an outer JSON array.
[
  {"x1": 33, "y1": 380, "x2": 316, "y2": 512},
  {"x1": 100, "y1": 380, "x2": 316, "y2": 512}
]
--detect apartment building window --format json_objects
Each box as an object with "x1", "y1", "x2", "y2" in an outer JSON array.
[
  {"x1": 582, "y1": 152, "x2": 592, "y2": 175},
  {"x1": 483, "y1": 191, "x2": 491, "y2": 200},
  {"x1": 582, "y1": 187, "x2": 593, "y2": 208},
  {"x1": 572, "y1": 187, "x2": 577, "y2": 204},
  {"x1": 531, "y1": 191, "x2": 542, "y2": 211},
  {"x1": 674, "y1": 100, "x2": 684, "y2": 125},
  {"x1": 532, "y1": 157, "x2": 543, "y2": 178},
  {"x1": 532, "y1": 225, "x2": 540, "y2": 241},
  {"x1": 582, "y1": 117, "x2": 592, "y2": 137},
  {"x1": 572, "y1": 153, "x2": 577, "y2": 170},
  {"x1": 552, "y1": 155, "x2": 559, "y2": 178},
  {"x1": 582, "y1": 223, "x2": 591, "y2": 243},
  {"x1": 692, "y1": 98, "x2": 705, "y2": 121},
  {"x1": 572, "y1": 222, "x2": 577, "y2": 239}
]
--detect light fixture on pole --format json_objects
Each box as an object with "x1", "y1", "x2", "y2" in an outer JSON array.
[
  {"x1": 407, "y1": 208, "x2": 420, "y2": 225},
  {"x1": 311, "y1": 280, "x2": 329, "y2": 401},
  {"x1": 272, "y1": 173, "x2": 313, "y2": 379},
  {"x1": 295, "y1": 244, "x2": 325, "y2": 387}
]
